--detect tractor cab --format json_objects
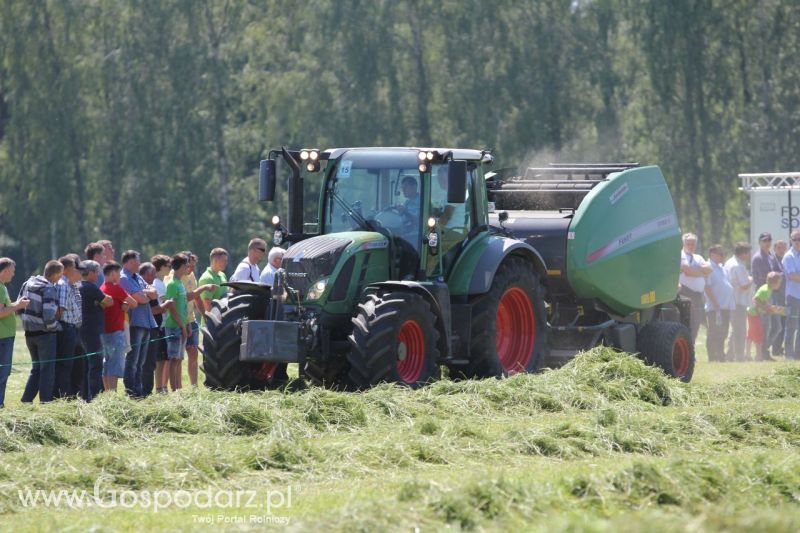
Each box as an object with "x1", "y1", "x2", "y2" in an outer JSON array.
[
  {"x1": 318, "y1": 148, "x2": 479, "y2": 280},
  {"x1": 263, "y1": 147, "x2": 491, "y2": 286}
]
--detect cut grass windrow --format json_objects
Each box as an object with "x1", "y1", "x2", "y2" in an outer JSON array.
[{"x1": 0, "y1": 347, "x2": 798, "y2": 531}]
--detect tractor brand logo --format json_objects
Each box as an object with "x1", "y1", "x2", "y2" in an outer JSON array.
[
  {"x1": 361, "y1": 240, "x2": 388, "y2": 250},
  {"x1": 286, "y1": 272, "x2": 307, "y2": 278}
]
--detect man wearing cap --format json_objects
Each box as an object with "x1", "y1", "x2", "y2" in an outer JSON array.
[
  {"x1": 679, "y1": 233, "x2": 712, "y2": 343},
  {"x1": 751, "y1": 232, "x2": 782, "y2": 358},
  {"x1": 78, "y1": 260, "x2": 113, "y2": 400}
]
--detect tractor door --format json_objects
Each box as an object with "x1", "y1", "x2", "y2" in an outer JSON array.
[{"x1": 426, "y1": 164, "x2": 477, "y2": 278}]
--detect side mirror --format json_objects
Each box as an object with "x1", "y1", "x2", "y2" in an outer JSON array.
[
  {"x1": 446, "y1": 160, "x2": 467, "y2": 203},
  {"x1": 259, "y1": 159, "x2": 276, "y2": 202}
]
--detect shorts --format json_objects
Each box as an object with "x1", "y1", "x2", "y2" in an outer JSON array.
[
  {"x1": 165, "y1": 327, "x2": 187, "y2": 360},
  {"x1": 151, "y1": 328, "x2": 168, "y2": 362},
  {"x1": 101, "y1": 331, "x2": 126, "y2": 377},
  {"x1": 186, "y1": 321, "x2": 199, "y2": 347},
  {"x1": 747, "y1": 314, "x2": 764, "y2": 343}
]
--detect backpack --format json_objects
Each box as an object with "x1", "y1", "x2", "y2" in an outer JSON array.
[{"x1": 19, "y1": 275, "x2": 59, "y2": 332}]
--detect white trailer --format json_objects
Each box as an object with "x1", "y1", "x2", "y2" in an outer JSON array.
[{"x1": 739, "y1": 173, "x2": 800, "y2": 247}]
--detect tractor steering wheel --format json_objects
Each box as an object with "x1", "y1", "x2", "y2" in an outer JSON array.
[{"x1": 374, "y1": 205, "x2": 416, "y2": 233}]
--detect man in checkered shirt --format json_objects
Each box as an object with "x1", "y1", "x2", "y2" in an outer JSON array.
[{"x1": 55, "y1": 254, "x2": 84, "y2": 398}]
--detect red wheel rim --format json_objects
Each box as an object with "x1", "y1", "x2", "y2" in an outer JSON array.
[
  {"x1": 495, "y1": 287, "x2": 536, "y2": 373},
  {"x1": 672, "y1": 337, "x2": 690, "y2": 377},
  {"x1": 397, "y1": 320, "x2": 425, "y2": 384}
]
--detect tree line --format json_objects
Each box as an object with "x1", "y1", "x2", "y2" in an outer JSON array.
[{"x1": 1, "y1": 0, "x2": 799, "y2": 291}]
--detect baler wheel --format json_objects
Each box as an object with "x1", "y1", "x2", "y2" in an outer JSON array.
[{"x1": 636, "y1": 321, "x2": 695, "y2": 382}]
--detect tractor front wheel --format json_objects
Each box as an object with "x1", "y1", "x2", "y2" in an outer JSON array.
[
  {"x1": 201, "y1": 293, "x2": 281, "y2": 391},
  {"x1": 347, "y1": 292, "x2": 441, "y2": 389}
]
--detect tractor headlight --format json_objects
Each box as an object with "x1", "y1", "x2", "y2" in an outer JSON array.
[{"x1": 307, "y1": 278, "x2": 328, "y2": 300}]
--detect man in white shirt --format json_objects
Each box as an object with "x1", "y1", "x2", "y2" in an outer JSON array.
[
  {"x1": 679, "y1": 232, "x2": 712, "y2": 343},
  {"x1": 260, "y1": 247, "x2": 286, "y2": 287},
  {"x1": 704, "y1": 245, "x2": 735, "y2": 362},
  {"x1": 724, "y1": 242, "x2": 753, "y2": 361},
  {"x1": 230, "y1": 238, "x2": 267, "y2": 282}
]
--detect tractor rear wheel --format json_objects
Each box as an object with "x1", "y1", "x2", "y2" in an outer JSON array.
[
  {"x1": 347, "y1": 292, "x2": 441, "y2": 389},
  {"x1": 637, "y1": 321, "x2": 695, "y2": 382},
  {"x1": 201, "y1": 293, "x2": 280, "y2": 391},
  {"x1": 460, "y1": 257, "x2": 547, "y2": 378}
]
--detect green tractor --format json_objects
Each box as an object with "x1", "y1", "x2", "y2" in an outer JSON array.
[{"x1": 201, "y1": 147, "x2": 694, "y2": 390}]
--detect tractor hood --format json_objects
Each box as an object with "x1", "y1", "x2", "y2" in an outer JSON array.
[{"x1": 281, "y1": 231, "x2": 387, "y2": 294}]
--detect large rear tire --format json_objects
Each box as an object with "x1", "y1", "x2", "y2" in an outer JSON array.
[
  {"x1": 201, "y1": 293, "x2": 279, "y2": 391},
  {"x1": 459, "y1": 257, "x2": 548, "y2": 378},
  {"x1": 637, "y1": 321, "x2": 695, "y2": 382},
  {"x1": 347, "y1": 292, "x2": 441, "y2": 389}
]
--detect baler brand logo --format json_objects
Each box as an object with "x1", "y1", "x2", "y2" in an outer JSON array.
[
  {"x1": 586, "y1": 214, "x2": 676, "y2": 264},
  {"x1": 609, "y1": 182, "x2": 629, "y2": 205},
  {"x1": 287, "y1": 272, "x2": 307, "y2": 278}
]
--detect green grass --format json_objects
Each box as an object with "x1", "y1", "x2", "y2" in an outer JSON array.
[{"x1": 1, "y1": 328, "x2": 799, "y2": 531}]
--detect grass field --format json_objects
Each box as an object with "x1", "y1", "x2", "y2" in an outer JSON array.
[{"x1": 1, "y1": 327, "x2": 799, "y2": 532}]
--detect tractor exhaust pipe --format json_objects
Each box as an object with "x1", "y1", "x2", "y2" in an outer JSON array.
[{"x1": 281, "y1": 146, "x2": 304, "y2": 237}]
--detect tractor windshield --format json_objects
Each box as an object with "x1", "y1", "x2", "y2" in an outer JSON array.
[{"x1": 323, "y1": 150, "x2": 429, "y2": 251}]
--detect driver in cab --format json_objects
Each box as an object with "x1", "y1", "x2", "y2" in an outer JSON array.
[{"x1": 397, "y1": 175, "x2": 420, "y2": 217}]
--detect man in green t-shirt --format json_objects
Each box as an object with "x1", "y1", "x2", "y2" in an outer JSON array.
[
  {"x1": 198, "y1": 248, "x2": 229, "y2": 316},
  {"x1": 747, "y1": 272, "x2": 783, "y2": 361},
  {"x1": 163, "y1": 253, "x2": 217, "y2": 391},
  {"x1": 0, "y1": 258, "x2": 30, "y2": 407}
]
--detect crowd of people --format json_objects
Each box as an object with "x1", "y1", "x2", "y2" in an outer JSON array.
[
  {"x1": 0, "y1": 239, "x2": 287, "y2": 407},
  {"x1": 5, "y1": 227, "x2": 793, "y2": 407},
  {"x1": 680, "y1": 231, "x2": 800, "y2": 362}
]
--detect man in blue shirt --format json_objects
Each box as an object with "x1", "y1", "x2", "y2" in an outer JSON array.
[
  {"x1": 781, "y1": 230, "x2": 800, "y2": 360},
  {"x1": 120, "y1": 250, "x2": 158, "y2": 397}
]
